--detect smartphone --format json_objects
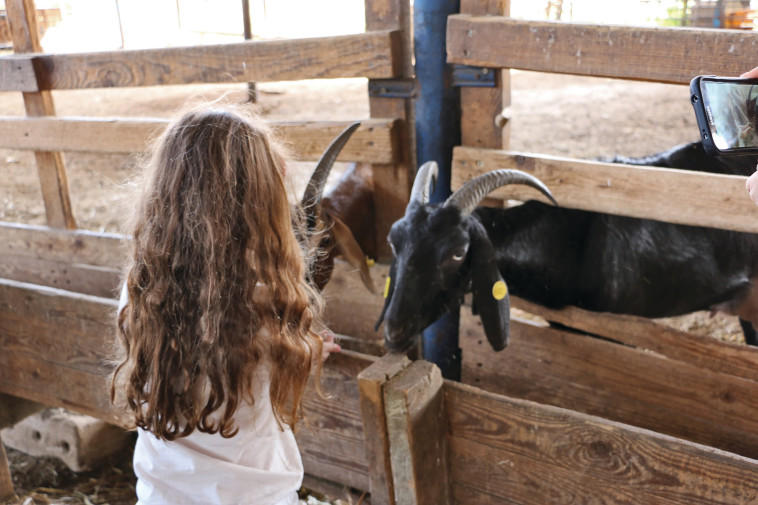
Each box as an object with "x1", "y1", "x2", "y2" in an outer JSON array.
[{"x1": 690, "y1": 75, "x2": 758, "y2": 156}]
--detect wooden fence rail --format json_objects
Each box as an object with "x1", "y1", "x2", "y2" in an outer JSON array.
[
  {"x1": 7, "y1": 1, "x2": 758, "y2": 504},
  {"x1": 0, "y1": 30, "x2": 401, "y2": 92},
  {"x1": 447, "y1": 15, "x2": 758, "y2": 84},
  {"x1": 453, "y1": 146, "x2": 758, "y2": 233},
  {"x1": 0, "y1": 116, "x2": 398, "y2": 163}
]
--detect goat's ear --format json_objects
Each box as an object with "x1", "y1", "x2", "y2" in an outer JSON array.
[
  {"x1": 374, "y1": 259, "x2": 397, "y2": 331},
  {"x1": 327, "y1": 212, "x2": 377, "y2": 294},
  {"x1": 468, "y1": 221, "x2": 510, "y2": 351}
]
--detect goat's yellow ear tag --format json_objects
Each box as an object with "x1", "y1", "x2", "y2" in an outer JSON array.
[
  {"x1": 384, "y1": 276, "x2": 392, "y2": 298},
  {"x1": 492, "y1": 280, "x2": 508, "y2": 300}
]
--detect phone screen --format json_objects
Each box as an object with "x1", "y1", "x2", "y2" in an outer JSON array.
[{"x1": 700, "y1": 79, "x2": 758, "y2": 150}]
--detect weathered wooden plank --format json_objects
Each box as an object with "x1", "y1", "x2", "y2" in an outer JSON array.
[
  {"x1": 297, "y1": 350, "x2": 376, "y2": 492},
  {"x1": 0, "y1": 254, "x2": 121, "y2": 298},
  {"x1": 30, "y1": 31, "x2": 400, "y2": 90},
  {"x1": 0, "y1": 279, "x2": 117, "y2": 374},
  {"x1": 357, "y1": 353, "x2": 412, "y2": 505},
  {"x1": 0, "y1": 352, "x2": 123, "y2": 426},
  {"x1": 459, "y1": 317, "x2": 758, "y2": 459},
  {"x1": 453, "y1": 146, "x2": 758, "y2": 233},
  {"x1": 0, "y1": 223, "x2": 122, "y2": 300},
  {"x1": 0, "y1": 222, "x2": 125, "y2": 267},
  {"x1": 0, "y1": 274, "x2": 381, "y2": 489},
  {"x1": 6, "y1": 0, "x2": 76, "y2": 229},
  {"x1": 447, "y1": 381, "x2": 758, "y2": 504},
  {"x1": 0, "y1": 116, "x2": 398, "y2": 163},
  {"x1": 511, "y1": 296, "x2": 758, "y2": 383},
  {"x1": 0, "y1": 55, "x2": 37, "y2": 92},
  {"x1": 384, "y1": 360, "x2": 449, "y2": 505},
  {"x1": 447, "y1": 14, "x2": 758, "y2": 84},
  {"x1": 459, "y1": 0, "x2": 510, "y2": 150}
]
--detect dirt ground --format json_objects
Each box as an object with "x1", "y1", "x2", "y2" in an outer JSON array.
[{"x1": 0, "y1": 70, "x2": 747, "y2": 504}]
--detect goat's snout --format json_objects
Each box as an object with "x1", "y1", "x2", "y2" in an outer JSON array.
[{"x1": 384, "y1": 329, "x2": 418, "y2": 352}]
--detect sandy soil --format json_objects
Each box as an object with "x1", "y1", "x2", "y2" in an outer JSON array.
[{"x1": 0, "y1": 70, "x2": 747, "y2": 504}]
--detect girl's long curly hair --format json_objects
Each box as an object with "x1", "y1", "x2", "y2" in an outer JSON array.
[{"x1": 111, "y1": 104, "x2": 324, "y2": 441}]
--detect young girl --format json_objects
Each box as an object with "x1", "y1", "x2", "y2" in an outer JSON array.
[{"x1": 112, "y1": 104, "x2": 339, "y2": 505}]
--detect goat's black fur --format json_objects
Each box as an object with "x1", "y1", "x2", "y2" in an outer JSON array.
[{"x1": 379, "y1": 141, "x2": 758, "y2": 351}]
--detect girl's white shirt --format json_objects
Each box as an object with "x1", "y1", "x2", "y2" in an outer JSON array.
[{"x1": 118, "y1": 284, "x2": 303, "y2": 505}]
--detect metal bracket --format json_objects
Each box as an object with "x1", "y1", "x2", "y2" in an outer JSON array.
[
  {"x1": 368, "y1": 78, "x2": 418, "y2": 99},
  {"x1": 451, "y1": 64, "x2": 496, "y2": 88}
]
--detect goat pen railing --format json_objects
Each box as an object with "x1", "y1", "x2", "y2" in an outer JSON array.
[
  {"x1": 6, "y1": 0, "x2": 758, "y2": 504},
  {"x1": 0, "y1": 0, "x2": 408, "y2": 501},
  {"x1": 436, "y1": 1, "x2": 758, "y2": 503}
]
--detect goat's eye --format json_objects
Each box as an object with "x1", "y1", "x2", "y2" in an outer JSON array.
[{"x1": 451, "y1": 248, "x2": 466, "y2": 262}]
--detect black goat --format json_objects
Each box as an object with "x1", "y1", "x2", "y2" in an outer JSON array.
[{"x1": 377, "y1": 142, "x2": 758, "y2": 352}]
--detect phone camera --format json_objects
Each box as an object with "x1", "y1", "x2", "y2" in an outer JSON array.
[{"x1": 691, "y1": 95, "x2": 699, "y2": 103}]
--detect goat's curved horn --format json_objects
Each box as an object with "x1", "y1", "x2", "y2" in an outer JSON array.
[
  {"x1": 444, "y1": 169, "x2": 557, "y2": 216},
  {"x1": 301, "y1": 122, "x2": 361, "y2": 209},
  {"x1": 407, "y1": 161, "x2": 438, "y2": 212}
]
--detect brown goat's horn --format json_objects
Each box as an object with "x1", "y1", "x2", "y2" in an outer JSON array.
[
  {"x1": 408, "y1": 161, "x2": 438, "y2": 212},
  {"x1": 444, "y1": 169, "x2": 557, "y2": 216},
  {"x1": 302, "y1": 122, "x2": 361, "y2": 210}
]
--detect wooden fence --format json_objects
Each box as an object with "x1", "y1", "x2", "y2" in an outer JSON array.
[
  {"x1": 0, "y1": 0, "x2": 409, "y2": 500},
  {"x1": 5, "y1": 0, "x2": 758, "y2": 503}
]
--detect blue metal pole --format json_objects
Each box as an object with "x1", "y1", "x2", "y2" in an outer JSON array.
[{"x1": 414, "y1": 0, "x2": 461, "y2": 380}]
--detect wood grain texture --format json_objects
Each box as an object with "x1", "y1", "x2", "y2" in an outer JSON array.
[
  {"x1": 452, "y1": 146, "x2": 758, "y2": 233},
  {"x1": 511, "y1": 296, "x2": 758, "y2": 383},
  {"x1": 0, "y1": 275, "x2": 380, "y2": 489},
  {"x1": 357, "y1": 353, "x2": 412, "y2": 505},
  {"x1": 32, "y1": 31, "x2": 399, "y2": 90},
  {"x1": 446, "y1": 381, "x2": 758, "y2": 505},
  {"x1": 0, "y1": 116, "x2": 398, "y2": 163},
  {"x1": 459, "y1": 0, "x2": 510, "y2": 150},
  {"x1": 384, "y1": 360, "x2": 449, "y2": 505},
  {"x1": 297, "y1": 350, "x2": 376, "y2": 492},
  {"x1": 447, "y1": 14, "x2": 758, "y2": 84},
  {"x1": 0, "y1": 55, "x2": 38, "y2": 92},
  {"x1": 0, "y1": 222, "x2": 125, "y2": 268},
  {"x1": 459, "y1": 317, "x2": 758, "y2": 459}
]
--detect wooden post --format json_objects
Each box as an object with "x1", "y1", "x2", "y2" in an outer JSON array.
[
  {"x1": 0, "y1": 434, "x2": 15, "y2": 502},
  {"x1": 384, "y1": 360, "x2": 449, "y2": 505},
  {"x1": 459, "y1": 0, "x2": 511, "y2": 151},
  {"x1": 364, "y1": 0, "x2": 414, "y2": 261},
  {"x1": 6, "y1": 0, "x2": 76, "y2": 229},
  {"x1": 241, "y1": 0, "x2": 257, "y2": 103},
  {"x1": 357, "y1": 353, "x2": 411, "y2": 505}
]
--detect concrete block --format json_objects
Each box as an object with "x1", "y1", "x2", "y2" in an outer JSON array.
[{"x1": 1, "y1": 408, "x2": 131, "y2": 472}]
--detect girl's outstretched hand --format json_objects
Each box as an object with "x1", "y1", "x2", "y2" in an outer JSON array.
[{"x1": 320, "y1": 329, "x2": 341, "y2": 361}]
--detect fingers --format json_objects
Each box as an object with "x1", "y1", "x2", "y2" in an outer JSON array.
[
  {"x1": 741, "y1": 67, "x2": 758, "y2": 79},
  {"x1": 320, "y1": 329, "x2": 341, "y2": 361}
]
